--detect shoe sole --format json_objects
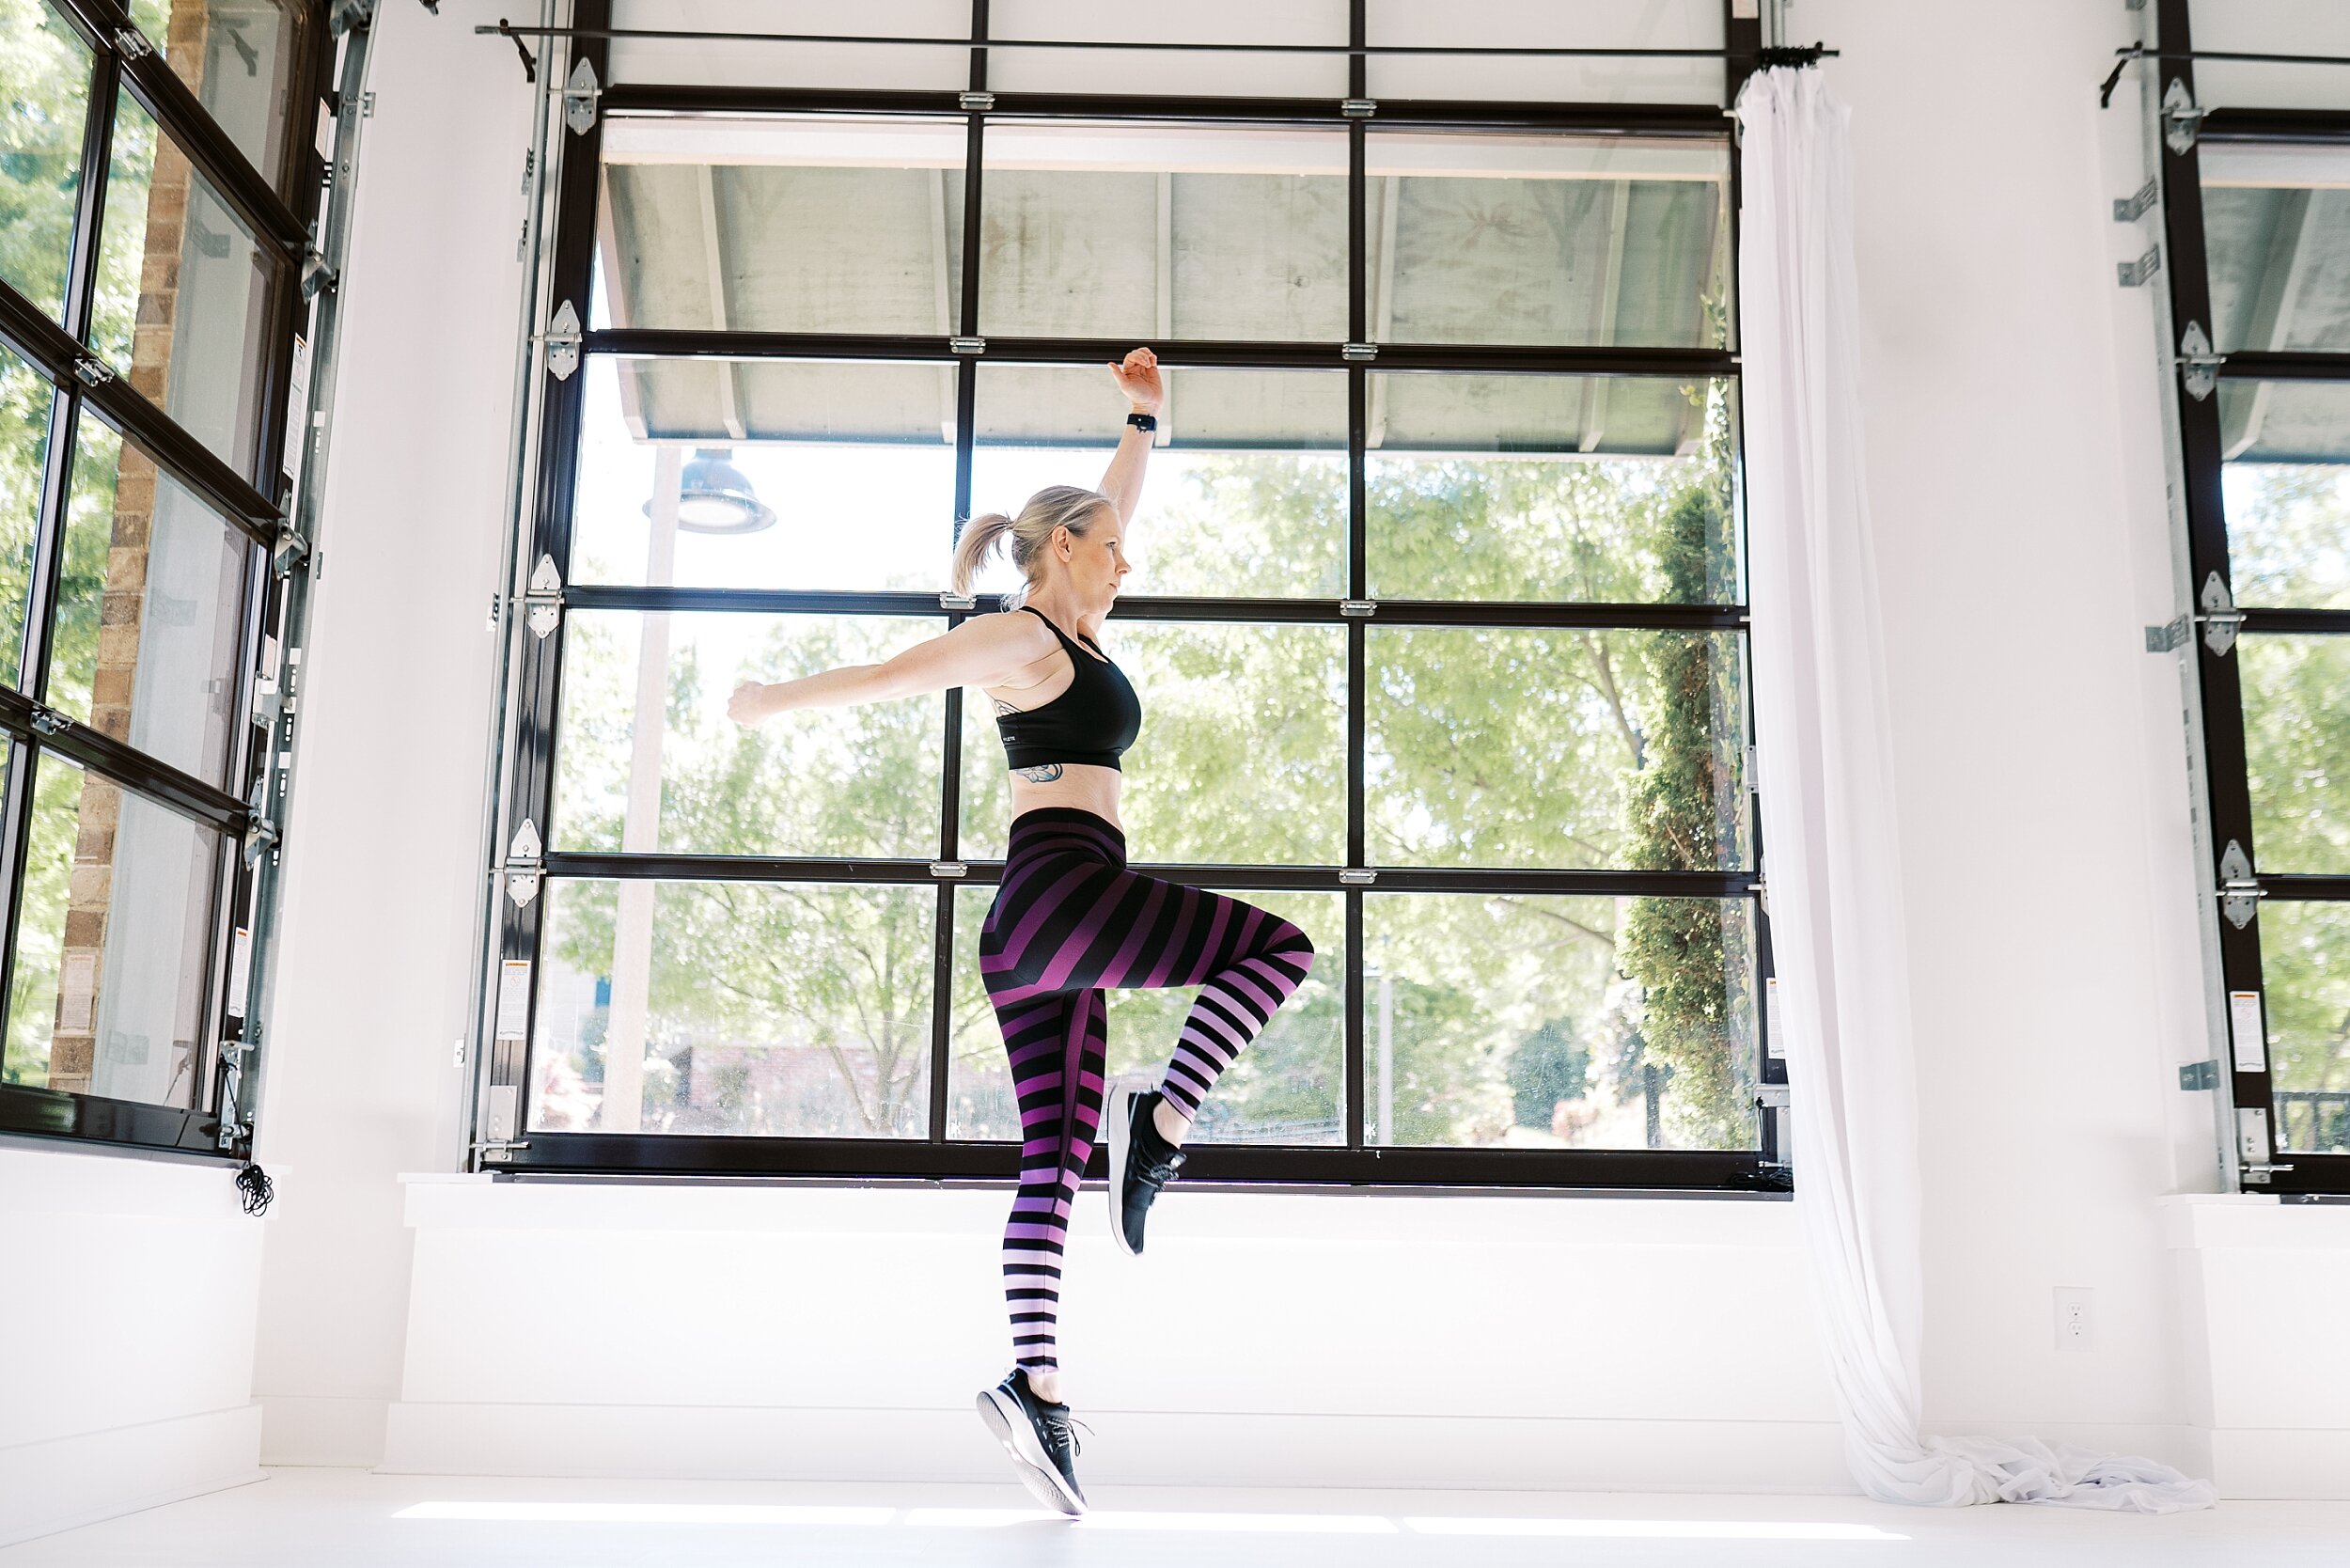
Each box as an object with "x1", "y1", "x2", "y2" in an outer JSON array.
[
  {"x1": 1104, "y1": 1081, "x2": 1139, "y2": 1258},
  {"x1": 975, "y1": 1388, "x2": 1085, "y2": 1516}
]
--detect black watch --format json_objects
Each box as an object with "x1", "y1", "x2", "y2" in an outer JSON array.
[{"x1": 1126, "y1": 411, "x2": 1157, "y2": 432}]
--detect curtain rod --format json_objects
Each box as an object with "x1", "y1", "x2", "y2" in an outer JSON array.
[
  {"x1": 2100, "y1": 45, "x2": 2350, "y2": 108},
  {"x1": 478, "y1": 22, "x2": 1837, "y2": 64}
]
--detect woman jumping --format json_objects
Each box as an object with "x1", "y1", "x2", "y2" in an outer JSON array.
[{"x1": 727, "y1": 346, "x2": 1315, "y2": 1515}]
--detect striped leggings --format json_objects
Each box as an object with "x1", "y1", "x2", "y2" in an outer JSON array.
[{"x1": 979, "y1": 808, "x2": 1315, "y2": 1373}]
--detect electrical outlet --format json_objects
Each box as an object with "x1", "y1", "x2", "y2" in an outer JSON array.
[{"x1": 2054, "y1": 1287, "x2": 2094, "y2": 1353}]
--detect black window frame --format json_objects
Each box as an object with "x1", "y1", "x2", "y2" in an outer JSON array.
[
  {"x1": 0, "y1": 0, "x2": 328, "y2": 1162},
  {"x1": 2152, "y1": 1, "x2": 2350, "y2": 1197},
  {"x1": 486, "y1": 0, "x2": 1791, "y2": 1193}
]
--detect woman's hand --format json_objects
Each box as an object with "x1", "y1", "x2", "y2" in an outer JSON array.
[
  {"x1": 728, "y1": 679, "x2": 774, "y2": 727},
  {"x1": 1108, "y1": 345, "x2": 1162, "y2": 415}
]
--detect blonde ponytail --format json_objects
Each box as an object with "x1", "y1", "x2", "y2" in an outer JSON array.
[{"x1": 950, "y1": 486, "x2": 1114, "y2": 603}]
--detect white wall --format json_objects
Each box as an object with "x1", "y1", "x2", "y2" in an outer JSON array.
[
  {"x1": 217, "y1": 0, "x2": 2350, "y2": 1502},
  {"x1": 245, "y1": 0, "x2": 535, "y2": 1467},
  {"x1": 0, "y1": 1148, "x2": 264, "y2": 1545}
]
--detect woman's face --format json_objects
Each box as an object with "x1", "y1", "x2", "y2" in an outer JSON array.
[{"x1": 1053, "y1": 514, "x2": 1131, "y2": 609}]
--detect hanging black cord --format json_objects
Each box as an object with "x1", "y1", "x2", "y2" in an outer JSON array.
[
  {"x1": 235, "y1": 1163, "x2": 275, "y2": 1216},
  {"x1": 1754, "y1": 43, "x2": 1833, "y2": 71},
  {"x1": 2101, "y1": 44, "x2": 2350, "y2": 108}
]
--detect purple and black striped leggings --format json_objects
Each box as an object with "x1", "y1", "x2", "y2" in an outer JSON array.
[{"x1": 979, "y1": 808, "x2": 1315, "y2": 1373}]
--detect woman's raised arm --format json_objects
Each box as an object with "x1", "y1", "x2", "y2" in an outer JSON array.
[
  {"x1": 728, "y1": 612, "x2": 1042, "y2": 727},
  {"x1": 1096, "y1": 346, "x2": 1162, "y2": 527}
]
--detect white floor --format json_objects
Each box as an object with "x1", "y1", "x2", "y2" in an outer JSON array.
[{"x1": 6, "y1": 1470, "x2": 2349, "y2": 1566}]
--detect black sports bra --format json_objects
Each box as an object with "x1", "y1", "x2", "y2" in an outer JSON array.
[{"x1": 994, "y1": 606, "x2": 1143, "y2": 773}]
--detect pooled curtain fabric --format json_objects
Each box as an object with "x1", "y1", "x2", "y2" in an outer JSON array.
[{"x1": 1733, "y1": 66, "x2": 2213, "y2": 1513}]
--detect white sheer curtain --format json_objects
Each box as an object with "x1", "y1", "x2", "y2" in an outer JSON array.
[{"x1": 1734, "y1": 65, "x2": 2214, "y2": 1513}]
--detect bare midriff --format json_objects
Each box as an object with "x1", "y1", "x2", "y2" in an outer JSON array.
[{"x1": 1006, "y1": 764, "x2": 1122, "y2": 830}]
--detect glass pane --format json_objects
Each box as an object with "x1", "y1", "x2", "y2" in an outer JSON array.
[
  {"x1": 597, "y1": 115, "x2": 965, "y2": 336},
  {"x1": 1369, "y1": 626, "x2": 1748, "y2": 870},
  {"x1": 604, "y1": 2, "x2": 967, "y2": 93},
  {"x1": 1368, "y1": 133, "x2": 1731, "y2": 349},
  {"x1": 2241, "y1": 634, "x2": 2350, "y2": 875},
  {"x1": 127, "y1": 0, "x2": 299, "y2": 188},
  {"x1": 1363, "y1": 893, "x2": 1758, "y2": 1152},
  {"x1": 948, "y1": 886, "x2": 1344, "y2": 1145},
  {"x1": 570, "y1": 355, "x2": 958, "y2": 591},
  {"x1": 960, "y1": 620, "x2": 1345, "y2": 865},
  {"x1": 528, "y1": 876, "x2": 932, "y2": 1137},
  {"x1": 3, "y1": 751, "x2": 219, "y2": 1107},
  {"x1": 1365, "y1": 0, "x2": 1726, "y2": 104},
  {"x1": 970, "y1": 365, "x2": 1346, "y2": 599},
  {"x1": 1369, "y1": 375, "x2": 1739, "y2": 602},
  {"x1": 92, "y1": 89, "x2": 271, "y2": 474},
  {"x1": 48, "y1": 418, "x2": 248, "y2": 784},
  {"x1": 2201, "y1": 145, "x2": 2350, "y2": 353},
  {"x1": 554, "y1": 610, "x2": 944, "y2": 859},
  {"x1": 2261, "y1": 901, "x2": 2350, "y2": 1153},
  {"x1": 2221, "y1": 382, "x2": 2350, "y2": 607},
  {"x1": 0, "y1": 2, "x2": 96, "y2": 322},
  {"x1": 0, "y1": 341, "x2": 56, "y2": 689},
  {"x1": 979, "y1": 121, "x2": 1350, "y2": 341}
]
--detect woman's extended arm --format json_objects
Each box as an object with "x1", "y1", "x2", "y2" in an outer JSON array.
[
  {"x1": 728, "y1": 612, "x2": 1039, "y2": 727},
  {"x1": 1096, "y1": 346, "x2": 1163, "y2": 527}
]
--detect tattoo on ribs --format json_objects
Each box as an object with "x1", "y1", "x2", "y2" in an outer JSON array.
[
  {"x1": 1015, "y1": 763, "x2": 1065, "y2": 783},
  {"x1": 992, "y1": 698, "x2": 1019, "y2": 717}
]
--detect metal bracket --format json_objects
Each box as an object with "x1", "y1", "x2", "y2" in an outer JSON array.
[
  {"x1": 949, "y1": 337, "x2": 985, "y2": 355},
  {"x1": 2178, "y1": 1059, "x2": 2220, "y2": 1091},
  {"x1": 544, "y1": 299, "x2": 582, "y2": 381},
  {"x1": 300, "y1": 252, "x2": 337, "y2": 299},
  {"x1": 562, "y1": 55, "x2": 600, "y2": 135},
  {"x1": 1754, "y1": 1084, "x2": 1791, "y2": 1108},
  {"x1": 2176, "y1": 321, "x2": 2222, "y2": 401},
  {"x1": 505, "y1": 819, "x2": 542, "y2": 906},
  {"x1": 2161, "y1": 76, "x2": 2207, "y2": 155},
  {"x1": 1341, "y1": 98, "x2": 1377, "y2": 118},
  {"x1": 2117, "y1": 247, "x2": 2160, "y2": 288},
  {"x1": 2144, "y1": 616, "x2": 2187, "y2": 653},
  {"x1": 115, "y1": 24, "x2": 155, "y2": 58},
  {"x1": 2217, "y1": 839, "x2": 2264, "y2": 930},
  {"x1": 71, "y1": 356, "x2": 115, "y2": 387},
  {"x1": 524, "y1": 553, "x2": 563, "y2": 637},
  {"x1": 959, "y1": 90, "x2": 995, "y2": 112},
  {"x1": 1340, "y1": 600, "x2": 1377, "y2": 618},
  {"x1": 930, "y1": 861, "x2": 968, "y2": 879},
  {"x1": 243, "y1": 780, "x2": 280, "y2": 867},
  {"x1": 2197, "y1": 570, "x2": 2243, "y2": 655},
  {"x1": 1338, "y1": 868, "x2": 1377, "y2": 886},
  {"x1": 1341, "y1": 342, "x2": 1378, "y2": 361},
  {"x1": 26, "y1": 704, "x2": 68, "y2": 737},
  {"x1": 327, "y1": 0, "x2": 376, "y2": 38},
  {"x1": 939, "y1": 591, "x2": 979, "y2": 612},
  {"x1": 2112, "y1": 179, "x2": 2157, "y2": 223},
  {"x1": 273, "y1": 525, "x2": 311, "y2": 578}
]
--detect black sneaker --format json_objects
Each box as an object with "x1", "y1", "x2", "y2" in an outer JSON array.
[
  {"x1": 975, "y1": 1367, "x2": 1088, "y2": 1516},
  {"x1": 1105, "y1": 1082, "x2": 1185, "y2": 1257}
]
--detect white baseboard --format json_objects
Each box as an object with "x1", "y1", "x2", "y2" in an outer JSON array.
[
  {"x1": 381, "y1": 1403, "x2": 1855, "y2": 1493},
  {"x1": 0, "y1": 1404, "x2": 263, "y2": 1548},
  {"x1": 259, "y1": 1396, "x2": 391, "y2": 1467},
  {"x1": 2211, "y1": 1429, "x2": 2350, "y2": 1499}
]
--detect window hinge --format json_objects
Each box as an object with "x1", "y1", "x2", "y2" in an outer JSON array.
[
  {"x1": 930, "y1": 861, "x2": 968, "y2": 879},
  {"x1": 2178, "y1": 1059, "x2": 2220, "y2": 1091},
  {"x1": 478, "y1": 1084, "x2": 529, "y2": 1159},
  {"x1": 2112, "y1": 179, "x2": 2157, "y2": 223},
  {"x1": 2161, "y1": 76, "x2": 2207, "y2": 155},
  {"x1": 1340, "y1": 599, "x2": 1376, "y2": 617},
  {"x1": 562, "y1": 55, "x2": 600, "y2": 135},
  {"x1": 114, "y1": 24, "x2": 155, "y2": 58},
  {"x1": 939, "y1": 591, "x2": 979, "y2": 612},
  {"x1": 1341, "y1": 98, "x2": 1377, "y2": 118},
  {"x1": 504, "y1": 820, "x2": 543, "y2": 906},
  {"x1": 949, "y1": 336, "x2": 986, "y2": 355},
  {"x1": 1341, "y1": 341, "x2": 1378, "y2": 361},
  {"x1": 960, "y1": 90, "x2": 995, "y2": 112},
  {"x1": 273, "y1": 525, "x2": 311, "y2": 578},
  {"x1": 544, "y1": 299, "x2": 582, "y2": 381},
  {"x1": 243, "y1": 779, "x2": 280, "y2": 867},
  {"x1": 26, "y1": 704, "x2": 69, "y2": 737},
  {"x1": 71, "y1": 356, "x2": 115, "y2": 387},
  {"x1": 2176, "y1": 321, "x2": 2222, "y2": 401},
  {"x1": 2217, "y1": 839, "x2": 2264, "y2": 930},
  {"x1": 523, "y1": 554, "x2": 563, "y2": 637},
  {"x1": 2195, "y1": 570, "x2": 2243, "y2": 655},
  {"x1": 1338, "y1": 868, "x2": 1377, "y2": 886},
  {"x1": 2117, "y1": 247, "x2": 2160, "y2": 288},
  {"x1": 301, "y1": 251, "x2": 337, "y2": 299}
]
